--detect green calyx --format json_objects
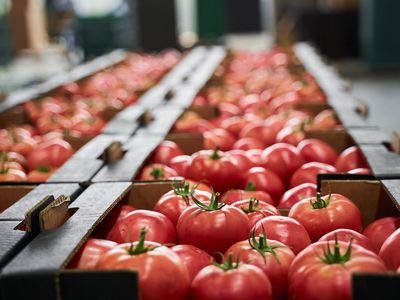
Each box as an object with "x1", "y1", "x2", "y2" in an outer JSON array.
[
  {"x1": 191, "y1": 191, "x2": 225, "y2": 211},
  {"x1": 209, "y1": 148, "x2": 222, "y2": 160},
  {"x1": 320, "y1": 235, "x2": 352, "y2": 265},
  {"x1": 150, "y1": 167, "x2": 164, "y2": 179},
  {"x1": 37, "y1": 166, "x2": 51, "y2": 173},
  {"x1": 310, "y1": 193, "x2": 330, "y2": 209},
  {"x1": 173, "y1": 181, "x2": 193, "y2": 204},
  {"x1": 248, "y1": 226, "x2": 284, "y2": 264},
  {"x1": 214, "y1": 254, "x2": 240, "y2": 271},
  {"x1": 126, "y1": 227, "x2": 153, "y2": 256},
  {"x1": 241, "y1": 197, "x2": 261, "y2": 214},
  {"x1": 245, "y1": 182, "x2": 256, "y2": 191}
]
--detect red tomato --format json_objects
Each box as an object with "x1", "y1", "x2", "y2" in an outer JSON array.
[
  {"x1": 226, "y1": 230, "x2": 295, "y2": 300},
  {"x1": 335, "y1": 146, "x2": 368, "y2": 172},
  {"x1": 191, "y1": 257, "x2": 273, "y2": 300},
  {"x1": 0, "y1": 151, "x2": 26, "y2": 167},
  {"x1": 239, "y1": 121, "x2": 276, "y2": 147},
  {"x1": 297, "y1": 139, "x2": 339, "y2": 165},
  {"x1": 0, "y1": 160, "x2": 24, "y2": 172},
  {"x1": 253, "y1": 216, "x2": 311, "y2": 254},
  {"x1": 154, "y1": 183, "x2": 211, "y2": 226},
  {"x1": 138, "y1": 163, "x2": 178, "y2": 180},
  {"x1": 71, "y1": 116, "x2": 105, "y2": 136},
  {"x1": 262, "y1": 143, "x2": 305, "y2": 184},
  {"x1": 27, "y1": 167, "x2": 55, "y2": 182},
  {"x1": 221, "y1": 188, "x2": 274, "y2": 205},
  {"x1": 231, "y1": 198, "x2": 280, "y2": 227},
  {"x1": 186, "y1": 149, "x2": 239, "y2": 193},
  {"x1": 168, "y1": 155, "x2": 191, "y2": 177},
  {"x1": 177, "y1": 193, "x2": 250, "y2": 255},
  {"x1": 152, "y1": 141, "x2": 184, "y2": 164},
  {"x1": 311, "y1": 109, "x2": 338, "y2": 129},
  {"x1": 379, "y1": 228, "x2": 400, "y2": 270},
  {"x1": 69, "y1": 238, "x2": 117, "y2": 269},
  {"x1": 288, "y1": 240, "x2": 386, "y2": 300},
  {"x1": 363, "y1": 216, "x2": 400, "y2": 249},
  {"x1": 220, "y1": 116, "x2": 248, "y2": 137},
  {"x1": 106, "y1": 209, "x2": 176, "y2": 244},
  {"x1": 0, "y1": 168, "x2": 27, "y2": 182},
  {"x1": 26, "y1": 138, "x2": 74, "y2": 171},
  {"x1": 204, "y1": 128, "x2": 236, "y2": 151},
  {"x1": 275, "y1": 125, "x2": 305, "y2": 146},
  {"x1": 290, "y1": 162, "x2": 337, "y2": 188},
  {"x1": 289, "y1": 193, "x2": 363, "y2": 241},
  {"x1": 319, "y1": 229, "x2": 379, "y2": 254},
  {"x1": 232, "y1": 137, "x2": 265, "y2": 150},
  {"x1": 171, "y1": 245, "x2": 212, "y2": 282},
  {"x1": 279, "y1": 183, "x2": 317, "y2": 208},
  {"x1": 348, "y1": 167, "x2": 371, "y2": 175},
  {"x1": 241, "y1": 167, "x2": 284, "y2": 203},
  {"x1": 226, "y1": 150, "x2": 256, "y2": 175},
  {"x1": 246, "y1": 149, "x2": 263, "y2": 166},
  {"x1": 97, "y1": 229, "x2": 189, "y2": 300}
]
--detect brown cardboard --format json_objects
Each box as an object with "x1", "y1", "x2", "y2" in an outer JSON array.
[
  {"x1": 0, "y1": 185, "x2": 35, "y2": 214},
  {"x1": 64, "y1": 135, "x2": 93, "y2": 152},
  {"x1": 305, "y1": 128, "x2": 354, "y2": 152},
  {"x1": 186, "y1": 105, "x2": 219, "y2": 120},
  {"x1": 294, "y1": 102, "x2": 331, "y2": 116},
  {"x1": 166, "y1": 132, "x2": 204, "y2": 155}
]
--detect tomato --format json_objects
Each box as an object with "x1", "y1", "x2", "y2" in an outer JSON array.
[
  {"x1": 363, "y1": 216, "x2": 400, "y2": 249},
  {"x1": 71, "y1": 116, "x2": 105, "y2": 136},
  {"x1": 261, "y1": 143, "x2": 305, "y2": 185},
  {"x1": 186, "y1": 149, "x2": 239, "y2": 193},
  {"x1": 220, "y1": 116, "x2": 249, "y2": 137},
  {"x1": 288, "y1": 240, "x2": 386, "y2": 300},
  {"x1": 232, "y1": 137, "x2": 265, "y2": 150},
  {"x1": 275, "y1": 125, "x2": 305, "y2": 146},
  {"x1": 347, "y1": 167, "x2": 371, "y2": 175},
  {"x1": 379, "y1": 228, "x2": 400, "y2": 270},
  {"x1": 27, "y1": 167, "x2": 55, "y2": 182},
  {"x1": 319, "y1": 229, "x2": 378, "y2": 254},
  {"x1": 245, "y1": 149, "x2": 263, "y2": 166},
  {"x1": 253, "y1": 216, "x2": 311, "y2": 254},
  {"x1": 26, "y1": 138, "x2": 74, "y2": 171},
  {"x1": 239, "y1": 121, "x2": 276, "y2": 147},
  {"x1": 279, "y1": 183, "x2": 317, "y2": 208},
  {"x1": 171, "y1": 245, "x2": 212, "y2": 282},
  {"x1": 138, "y1": 163, "x2": 178, "y2": 180},
  {"x1": 0, "y1": 168, "x2": 27, "y2": 182},
  {"x1": 0, "y1": 151, "x2": 26, "y2": 167},
  {"x1": 311, "y1": 109, "x2": 338, "y2": 129},
  {"x1": 69, "y1": 238, "x2": 117, "y2": 269},
  {"x1": 221, "y1": 188, "x2": 274, "y2": 206},
  {"x1": 9, "y1": 135, "x2": 37, "y2": 156},
  {"x1": 177, "y1": 193, "x2": 250, "y2": 255},
  {"x1": 241, "y1": 167, "x2": 284, "y2": 203},
  {"x1": 174, "y1": 112, "x2": 214, "y2": 133},
  {"x1": 226, "y1": 229, "x2": 295, "y2": 300},
  {"x1": 204, "y1": 128, "x2": 236, "y2": 151},
  {"x1": 168, "y1": 155, "x2": 191, "y2": 177},
  {"x1": 0, "y1": 160, "x2": 24, "y2": 172},
  {"x1": 191, "y1": 256, "x2": 272, "y2": 300},
  {"x1": 154, "y1": 183, "x2": 211, "y2": 226},
  {"x1": 289, "y1": 162, "x2": 337, "y2": 188},
  {"x1": 106, "y1": 209, "x2": 176, "y2": 244},
  {"x1": 152, "y1": 141, "x2": 184, "y2": 164},
  {"x1": 226, "y1": 150, "x2": 256, "y2": 175},
  {"x1": 297, "y1": 139, "x2": 338, "y2": 165},
  {"x1": 97, "y1": 229, "x2": 190, "y2": 300},
  {"x1": 335, "y1": 146, "x2": 368, "y2": 172},
  {"x1": 231, "y1": 198, "x2": 280, "y2": 227}
]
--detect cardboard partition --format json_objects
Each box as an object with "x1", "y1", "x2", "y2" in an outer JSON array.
[
  {"x1": 73, "y1": 134, "x2": 130, "y2": 159},
  {"x1": 304, "y1": 128, "x2": 355, "y2": 153},
  {"x1": 0, "y1": 186, "x2": 35, "y2": 215},
  {"x1": 359, "y1": 144, "x2": 400, "y2": 179},
  {"x1": 166, "y1": 132, "x2": 204, "y2": 155},
  {"x1": 348, "y1": 128, "x2": 391, "y2": 146},
  {"x1": 47, "y1": 158, "x2": 103, "y2": 184},
  {"x1": 101, "y1": 105, "x2": 148, "y2": 135},
  {"x1": 137, "y1": 105, "x2": 184, "y2": 136},
  {"x1": 0, "y1": 107, "x2": 28, "y2": 127},
  {"x1": 186, "y1": 105, "x2": 220, "y2": 120},
  {"x1": 294, "y1": 102, "x2": 331, "y2": 116}
]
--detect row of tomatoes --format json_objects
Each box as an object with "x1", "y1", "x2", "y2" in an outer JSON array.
[{"x1": 70, "y1": 181, "x2": 400, "y2": 300}]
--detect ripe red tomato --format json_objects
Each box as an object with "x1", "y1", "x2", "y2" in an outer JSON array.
[
  {"x1": 311, "y1": 109, "x2": 338, "y2": 129},
  {"x1": 347, "y1": 167, "x2": 371, "y2": 175},
  {"x1": 221, "y1": 188, "x2": 274, "y2": 206},
  {"x1": 26, "y1": 138, "x2": 74, "y2": 171},
  {"x1": 9, "y1": 135, "x2": 37, "y2": 156},
  {"x1": 289, "y1": 193, "x2": 363, "y2": 241},
  {"x1": 319, "y1": 229, "x2": 379, "y2": 254},
  {"x1": 232, "y1": 137, "x2": 265, "y2": 150},
  {"x1": 177, "y1": 193, "x2": 250, "y2": 255},
  {"x1": 0, "y1": 160, "x2": 24, "y2": 172},
  {"x1": 245, "y1": 149, "x2": 263, "y2": 166},
  {"x1": 152, "y1": 141, "x2": 184, "y2": 164},
  {"x1": 204, "y1": 128, "x2": 236, "y2": 151},
  {"x1": 379, "y1": 228, "x2": 400, "y2": 270},
  {"x1": 186, "y1": 149, "x2": 239, "y2": 193},
  {"x1": 231, "y1": 198, "x2": 280, "y2": 227},
  {"x1": 191, "y1": 257, "x2": 273, "y2": 300},
  {"x1": 335, "y1": 146, "x2": 368, "y2": 172},
  {"x1": 279, "y1": 183, "x2": 317, "y2": 208},
  {"x1": 239, "y1": 121, "x2": 276, "y2": 147},
  {"x1": 220, "y1": 116, "x2": 249, "y2": 137},
  {"x1": 171, "y1": 244, "x2": 212, "y2": 282},
  {"x1": 0, "y1": 168, "x2": 27, "y2": 181},
  {"x1": 27, "y1": 167, "x2": 55, "y2": 182},
  {"x1": 97, "y1": 229, "x2": 190, "y2": 300},
  {"x1": 241, "y1": 167, "x2": 284, "y2": 203},
  {"x1": 69, "y1": 238, "x2": 117, "y2": 269},
  {"x1": 297, "y1": 139, "x2": 339, "y2": 165},
  {"x1": 138, "y1": 163, "x2": 178, "y2": 180},
  {"x1": 288, "y1": 240, "x2": 386, "y2": 300},
  {"x1": 363, "y1": 216, "x2": 400, "y2": 249},
  {"x1": 226, "y1": 230, "x2": 295, "y2": 300},
  {"x1": 261, "y1": 143, "x2": 305, "y2": 184},
  {"x1": 226, "y1": 150, "x2": 256, "y2": 175},
  {"x1": 253, "y1": 216, "x2": 311, "y2": 254},
  {"x1": 70, "y1": 116, "x2": 105, "y2": 136},
  {"x1": 0, "y1": 151, "x2": 26, "y2": 167},
  {"x1": 289, "y1": 162, "x2": 337, "y2": 188},
  {"x1": 154, "y1": 183, "x2": 211, "y2": 226},
  {"x1": 106, "y1": 209, "x2": 176, "y2": 244},
  {"x1": 168, "y1": 155, "x2": 191, "y2": 177},
  {"x1": 275, "y1": 125, "x2": 305, "y2": 146}
]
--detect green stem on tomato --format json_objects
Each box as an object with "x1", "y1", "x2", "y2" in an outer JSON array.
[
  {"x1": 127, "y1": 227, "x2": 152, "y2": 256},
  {"x1": 248, "y1": 226, "x2": 285, "y2": 264},
  {"x1": 150, "y1": 167, "x2": 164, "y2": 179},
  {"x1": 310, "y1": 192, "x2": 331, "y2": 209},
  {"x1": 245, "y1": 182, "x2": 256, "y2": 191},
  {"x1": 214, "y1": 254, "x2": 240, "y2": 271},
  {"x1": 320, "y1": 234, "x2": 352, "y2": 265},
  {"x1": 191, "y1": 190, "x2": 225, "y2": 211},
  {"x1": 209, "y1": 147, "x2": 221, "y2": 160}
]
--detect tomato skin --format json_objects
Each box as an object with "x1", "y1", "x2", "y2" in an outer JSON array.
[
  {"x1": 96, "y1": 242, "x2": 190, "y2": 300},
  {"x1": 191, "y1": 263, "x2": 273, "y2": 300},
  {"x1": 289, "y1": 193, "x2": 363, "y2": 241},
  {"x1": 261, "y1": 143, "x2": 305, "y2": 184},
  {"x1": 106, "y1": 210, "x2": 176, "y2": 244},
  {"x1": 204, "y1": 128, "x2": 236, "y2": 151},
  {"x1": 69, "y1": 238, "x2": 117, "y2": 269},
  {"x1": 168, "y1": 155, "x2": 191, "y2": 177},
  {"x1": 231, "y1": 199, "x2": 280, "y2": 227},
  {"x1": 348, "y1": 167, "x2": 371, "y2": 175},
  {"x1": 290, "y1": 162, "x2": 337, "y2": 188},
  {"x1": 232, "y1": 137, "x2": 265, "y2": 150},
  {"x1": 363, "y1": 216, "x2": 400, "y2": 249},
  {"x1": 275, "y1": 126, "x2": 305, "y2": 146},
  {"x1": 241, "y1": 167, "x2": 284, "y2": 203},
  {"x1": 226, "y1": 239, "x2": 295, "y2": 300},
  {"x1": 138, "y1": 163, "x2": 178, "y2": 180},
  {"x1": 319, "y1": 229, "x2": 379, "y2": 254},
  {"x1": 311, "y1": 109, "x2": 338, "y2": 129},
  {"x1": 253, "y1": 216, "x2": 311, "y2": 254},
  {"x1": 221, "y1": 189, "x2": 274, "y2": 205},
  {"x1": 239, "y1": 121, "x2": 276, "y2": 148},
  {"x1": 288, "y1": 241, "x2": 387, "y2": 300},
  {"x1": 279, "y1": 183, "x2": 317, "y2": 208},
  {"x1": 170, "y1": 245, "x2": 212, "y2": 282},
  {"x1": 226, "y1": 150, "x2": 257, "y2": 175},
  {"x1": 177, "y1": 205, "x2": 250, "y2": 255},
  {"x1": 297, "y1": 139, "x2": 339, "y2": 165},
  {"x1": 154, "y1": 189, "x2": 211, "y2": 226},
  {"x1": 335, "y1": 146, "x2": 368, "y2": 172},
  {"x1": 0, "y1": 169, "x2": 27, "y2": 181},
  {"x1": 379, "y1": 228, "x2": 400, "y2": 270},
  {"x1": 152, "y1": 141, "x2": 184, "y2": 164},
  {"x1": 27, "y1": 168, "x2": 55, "y2": 182}
]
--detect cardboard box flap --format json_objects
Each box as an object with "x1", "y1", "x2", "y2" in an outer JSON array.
[
  {"x1": 136, "y1": 85, "x2": 169, "y2": 109},
  {"x1": 305, "y1": 129, "x2": 354, "y2": 152},
  {"x1": 0, "y1": 185, "x2": 35, "y2": 216},
  {"x1": 348, "y1": 128, "x2": 390, "y2": 145},
  {"x1": 187, "y1": 104, "x2": 219, "y2": 120},
  {"x1": 74, "y1": 134, "x2": 129, "y2": 159},
  {"x1": 47, "y1": 158, "x2": 103, "y2": 183},
  {"x1": 0, "y1": 221, "x2": 29, "y2": 270},
  {"x1": 102, "y1": 118, "x2": 139, "y2": 136},
  {"x1": 381, "y1": 179, "x2": 400, "y2": 210},
  {"x1": 111, "y1": 104, "x2": 147, "y2": 123},
  {"x1": 166, "y1": 132, "x2": 204, "y2": 155},
  {"x1": 360, "y1": 144, "x2": 400, "y2": 178},
  {"x1": 138, "y1": 105, "x2": 184, "y2": 136},
  {"x1": 167, "y1": 86, "x2": 198, "y2": 108},
  {"x1": 352, "y1": 273, "x2": 400, "y2": 300}
]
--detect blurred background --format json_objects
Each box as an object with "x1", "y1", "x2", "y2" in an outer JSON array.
[{"x1": 0, "y1": 0, "x2": 399, "y2": 133}]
